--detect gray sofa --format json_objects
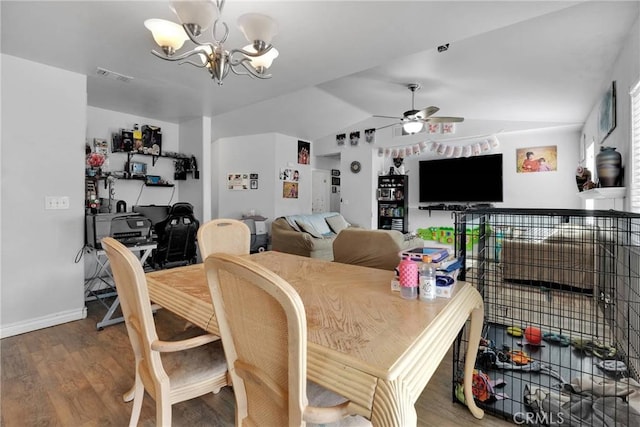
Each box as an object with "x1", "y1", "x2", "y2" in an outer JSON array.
[
  {"x1": 333, "y1": 228, "x2": 423, "y2": 271},
  {"x1": 271, "y1": 212, "x2": 351, "y2": 260},
  {"x1": 501, "y1": 224, "x2": 598, "y2": 292}
]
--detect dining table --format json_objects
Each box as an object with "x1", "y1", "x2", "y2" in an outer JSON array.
[{"x1": 145, "y1": 251, "x2": 485, "y2": 426}]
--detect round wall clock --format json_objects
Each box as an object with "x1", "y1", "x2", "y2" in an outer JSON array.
[{"x1": 350, "y1": 161, "x2": 362, "y2": 173}]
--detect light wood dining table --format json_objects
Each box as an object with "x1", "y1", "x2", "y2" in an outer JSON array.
[{"x1": 145, "y1": 251, "x2": 484, "y2": 426}]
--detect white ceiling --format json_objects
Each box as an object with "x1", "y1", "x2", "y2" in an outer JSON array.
[{"x1": 2, "y1": 1, "x2": 638, "y2": 142}]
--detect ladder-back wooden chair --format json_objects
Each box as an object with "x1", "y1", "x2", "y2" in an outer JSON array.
[
  {"x1": 197, "y1": 218, "x2": 251, "y2": 258},
  {"x1": 101, "y1": 237, "x2": 228, "y2": 426},
  {"x1": 204, "y1": 253, "x2": 369, "y2": 426}
]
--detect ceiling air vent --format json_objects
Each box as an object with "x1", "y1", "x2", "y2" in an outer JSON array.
[{"x1": 95, "y1": 67, "x2": 133, "y2": 83}]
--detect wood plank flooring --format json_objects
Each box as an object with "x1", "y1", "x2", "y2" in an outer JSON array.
[{"x1": 1, "y1": 301, "x2": 514, "y2": 426}]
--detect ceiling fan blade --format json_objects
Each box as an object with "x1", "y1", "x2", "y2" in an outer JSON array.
[
  {"x1": 375, "y1": 122, "x2": 399, "y2": 131},
  {"x1": 425, "y1": 116, "x2": 465, "y2": 123},
  {"x1": 373, "y1": 114, "x2": 403, "y2": 120},
  {"x1": 415, "y1": 106, "x2": 439, "y2": 119}
]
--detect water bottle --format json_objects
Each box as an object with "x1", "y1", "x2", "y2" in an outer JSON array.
[
  {"x1": 398, "y1": 258, "x2": 418, "y2": 300},
  {"x1": 419, "y1": 262, "x2": 437, "y2": 301}
]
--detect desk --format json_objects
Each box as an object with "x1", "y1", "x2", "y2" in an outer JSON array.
[
  {"x1": 146, "y1": 251, "x2": 484, "y2": 426},
  {"x1": 85, "y1": 242, "x2": 156, "y2": 329}
]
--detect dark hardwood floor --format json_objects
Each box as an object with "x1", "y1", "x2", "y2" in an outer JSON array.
[{"x1": 1, "y1": 301, "x2": 514, "y2": 426}]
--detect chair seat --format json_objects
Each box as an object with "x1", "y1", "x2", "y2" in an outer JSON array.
[
  {"x1": 307, "y1": 381, "x2": 372, "y2": 427},
  {"x1": 161, "y1": 329, "x2": 227, "y2": 390}
]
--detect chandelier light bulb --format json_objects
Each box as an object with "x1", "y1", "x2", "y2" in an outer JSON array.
[
  {"x1": 243, "y1": 44, "x2": 279, "y2": 72},
  {"x1": 170, "y1": 0, "x2": 218, "y2": 35},
  {"x1": 144, "y1": 19, "x2": 188, "y2": 55},
  {"x1": 238, "y1": 13, "x2": 278, "y2": 45}
]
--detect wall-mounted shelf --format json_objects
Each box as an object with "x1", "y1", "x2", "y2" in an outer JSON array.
[{"x1": 577, "y1": 187, "x2": 626, "y2": 200}]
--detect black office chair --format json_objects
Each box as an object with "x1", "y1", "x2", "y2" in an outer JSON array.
[{"x1": 152, "y1": 202, "x2": 199, "y2": 269}]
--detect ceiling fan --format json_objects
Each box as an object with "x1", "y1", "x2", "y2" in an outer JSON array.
[{"x1": 374, "y1": 83, "x2": 464, "y2": 135}]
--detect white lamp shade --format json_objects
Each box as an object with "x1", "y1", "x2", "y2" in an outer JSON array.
[
  {"x1": 144, "y1": 19, "x2": 188, "y2": 50},
  {"x1": 403, "y1": 121, "x2": 424, "y2": 134},
  {"x1": 238, "y1": 13, "x2": 278, "y2": 44},
  {"x1": 170, "y1": 0, "x2": 218, "y2": 30},
  {"x1": 243, "y1": 45, "x2": 279, "y2": 70}
]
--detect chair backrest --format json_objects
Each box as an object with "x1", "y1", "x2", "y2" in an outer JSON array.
[
  {"x1": 197, "y1": 218, "x2": 251, "y2": 258},
  {"x1": 204, "y1": 253, "x2": 308, "y2": 425},
  {"x1": 101, "y1": 237, "x2": 165, "y2": 385},
  {"x1": 153, "y1": 202, "x2": 200, "y2": 267}
]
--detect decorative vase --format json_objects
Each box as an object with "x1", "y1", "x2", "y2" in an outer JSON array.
[{"x1": 596, "y1": 146, "x2": 622, "y2": 187}]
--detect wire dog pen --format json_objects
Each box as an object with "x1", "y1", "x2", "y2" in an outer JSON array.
[{"x1": 452, "y1": 208, "x2": 640, "y2": 426}]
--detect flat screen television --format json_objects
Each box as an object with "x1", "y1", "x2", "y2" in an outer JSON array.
[{"x1": 419, "y1": 153, "x2": 503, "y2": 203}]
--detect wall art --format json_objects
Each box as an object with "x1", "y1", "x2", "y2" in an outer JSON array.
[
  {"x1": 298, "y1": 140, "x2": 310, "y2": 164},
  {"x1": 336, "y1": 133, "x2": 346, "y2": 146},
  {"x1": 279, "y1": 168, "x2": 299, "y2": 181},
  {"x1": 598, "y1": 81, "x2": 616, "y2": 144},
  {"x1": 516, "y1": 145, "x2": 557, "y2": 173},
  {"x1": 365, "y1": 128, "x2": 376, "y2": 144},
  {"x1": 283, "y1": 182, "x2": 298, "y2": 199},
  {"x1": 228, "y1": 173, "x2": 249, "y2": 190},
  {"x1": 349, "y1": 131, "x2": 360, "y2": 146}
]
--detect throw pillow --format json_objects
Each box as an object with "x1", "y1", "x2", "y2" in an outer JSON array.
[
  {"x1": 296, "y1": 220, "x2": 323, "y2": 238},
  {"x1": 325, "y1": 215, "x2": 350, "y2": 234}
]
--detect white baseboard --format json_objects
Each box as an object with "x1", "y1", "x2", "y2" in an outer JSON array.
[{"x1": 0, "y1": 306, "x2": 88, "y2": 339}]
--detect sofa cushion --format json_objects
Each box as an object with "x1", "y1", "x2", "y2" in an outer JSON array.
[
  {"x1": 325, "y1": 214, "x2": 350, "y2": 234},
  {"x1": 296, "y1": 220, "x2": 323, "y2": 238},
  {"x1": 546, "y1": 225, "x2": 597, "y2": 244}
]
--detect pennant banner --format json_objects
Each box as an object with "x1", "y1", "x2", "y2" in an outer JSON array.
[{"x1": 379, "y1": 133, "x2": 501, "y2": 159}]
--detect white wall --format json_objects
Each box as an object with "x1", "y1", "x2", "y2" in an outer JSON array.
[
  {"x1": 212, "y1": 133, "x2": 312, "y2": 225},
  {"x1": 581, "y1": 16, "x2": 639, "y2": 211},
  {"x1": 178, "y1": 116, "x2": 210, "y2": 223},
  {"x1": 86, "y1": 107, "x2": 181, "y2": 210},
  {"x1": 1, "y1": 54, "x2": 87, "y2": 337},
  {"x1": 314, "y1": 121, "x2": 582, "y2": 232}
]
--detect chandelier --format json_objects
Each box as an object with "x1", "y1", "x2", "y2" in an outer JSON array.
[{"x1": 144, "y1": 0, "x2": 278, "y2": 85}]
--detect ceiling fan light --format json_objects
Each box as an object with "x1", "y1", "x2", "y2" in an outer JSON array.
[
  {"x1": 170, "y1": 0, "x2": 218, "y2": 33},
  {"x1": 238, "y1": 13, "x2": 278, "y2": 45},
  {"x1": 243, "y1": 44, "x2": 279, "y2": 71},
  {"x1": 403, "y1": 121, "x2": 424, "y2": 134},
  {"x1": 144, "y1": 19, "x2": 188, "y2": 53}
]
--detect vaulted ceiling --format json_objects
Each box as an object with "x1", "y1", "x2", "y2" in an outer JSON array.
[{"x1": 2, "y1": 1, "x2": 638, "y2": 142}]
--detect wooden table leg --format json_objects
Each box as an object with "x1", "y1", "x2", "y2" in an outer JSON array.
[
  {"x1": 463, "y1": 304, "x2": 485, "y2": 419},
  {"x1": 369, "y1": 379, "x2": 417, "y2": 427}
]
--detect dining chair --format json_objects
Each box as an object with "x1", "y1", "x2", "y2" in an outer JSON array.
[
  {"x1": 197, "y1": 218, "x2": 251, "y2": 258},
  {"x1": 101, "y1": 237, "x2": 228, "y2": 427},
  {"x1": 204, "y1": 253, "x2": 370, "y2": 426}
]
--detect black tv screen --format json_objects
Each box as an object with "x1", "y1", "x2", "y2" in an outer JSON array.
[{"x1": 419, "y1": 154, "x2": 503, "y2": 203}]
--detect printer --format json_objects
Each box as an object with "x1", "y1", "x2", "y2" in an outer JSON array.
[{"x1": 85, "y1": 213, "x2": 153, "y2": 249}]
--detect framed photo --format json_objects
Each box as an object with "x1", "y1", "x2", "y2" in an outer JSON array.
[
  {"x1": 250, "y1": 173, "x2": 258, "y2": 179},
  {"x1": 228, "y1": 173, "x2": 249, "y2": 190},
  {"x1": 298, "y1": 140, "x2": 310, "y2": 164},
  {"x1": 331, "y1": 169, "x2": 340, "y2": 177},
  {"x1": 598, "y1": 81, "x2": 617, "y2": 144},
  {"x1": 349, "y1": 131, "x2": 360, "y2": 146},
  {"x1": 283, "y1": 182, "x2": 298, "y2": 199},
  {"x1": 332, "y1": 177, "x2": 340, "y2": 186},
  {"x1": 332, "y1": 186, "x2": 337, "y2": 193},
  {"x1": 516, "y1": 146, "x2": 557, "y2": 173},
  {"x1": 336, "y1": 133, "x2": 346, "y2": 146},
  {"x1": 250, "y1": 179, "x2": 258, "y2": 190},
  {"x1": 364, "y1": 128, "x2": 376, "y2": 144}
]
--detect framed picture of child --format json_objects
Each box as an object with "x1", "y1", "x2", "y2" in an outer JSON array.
[{"x1": 516, "y1": 146, "x2": 557, "y2": 173}]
